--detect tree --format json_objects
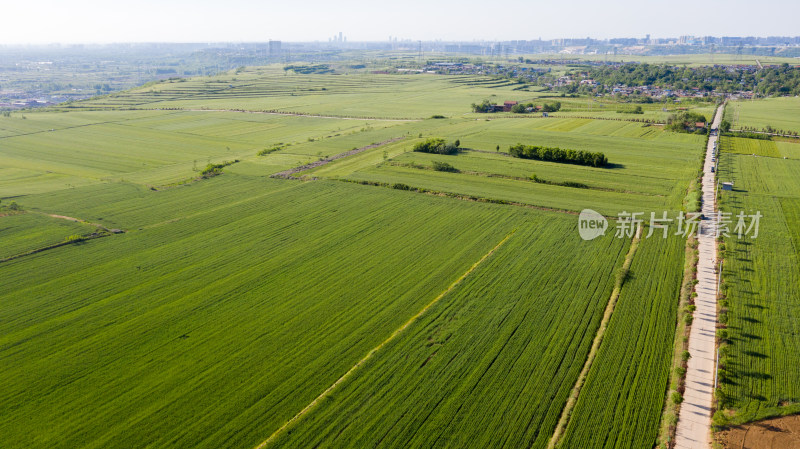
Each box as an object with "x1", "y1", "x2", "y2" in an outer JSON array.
[
  {"x1": 542, "y1": 101, "x2": 562, "y2": 113},
  {"x1": 413, "y1": 138, "x2": 461, "y2": 155},
  {"x1": 720, "y1": 120, "x2": 732, "y2": 133},
  {"x1": 471, "y1": 99, "x2": 492, "y2": 113}
]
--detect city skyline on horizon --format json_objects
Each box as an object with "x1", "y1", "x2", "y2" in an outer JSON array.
[{"x1": 2, "y1": 0, "x2": 799, "y2": 45}]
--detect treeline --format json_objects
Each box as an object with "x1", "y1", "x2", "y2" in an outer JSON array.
[
  {"x1": 511, "y1": 101, "x2": 561, "y2": 113},
  {"x1": 573, "y1": 63, "x2": 800, "y2": 96},
  {"x1": 413, "y1": 138, "x2": 461, "y2": 155},
  {"x1": 471, "y1": 99, "x2": 561, "y2": 113},
  {"x1": 509, "y1": 144, "x2": 608, "y2": 167},
  {"x1": 283, "y1": 64, "x2": 335, "y2": 74},
  {"x1": 721, "y1": 130, "x2": 773, "y2": 140}
]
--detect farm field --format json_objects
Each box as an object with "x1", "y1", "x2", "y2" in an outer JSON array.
[
  {"x1": 267, "y1": 218, "x2": 629, "y2": 449},
  {"x1": 0, "y1": 110, "x2": 414, "y2": 193},
  {"x1": 0, "y1": 212, "x2": 97, "y2": 260},
  {"x1": 1, "y1": 64, "x2": 724, "y2": 449},
  {"x1": 716, "y1": 137, "x2": 800, "y2": 423},
  {"x1": 719, "y1": 136, "x2": 782, "y2": 158},
  {"x1": 303, "y1": 117, "x2": 704, "y2": 214},
  {"x1": 560, "y1": 233, "x2": 685, "y2": 449},
  {"x1": 67, "y1": 67, "x2": 550, "y2": 119},
  {"x1": 774, "y1": 138, "x2": 800, "y2": 159},
  {"x1": 1, "y1": 178, "x2": 542, "y2": 449},
  {"x1": 726, "y1": 97, "x2": 800, "y2": 134},
  {"x1": 64, "y1": 65, "x2": 719, "y2": 123}
]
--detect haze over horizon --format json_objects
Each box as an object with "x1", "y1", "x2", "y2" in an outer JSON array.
[{"x1": 2, "y1": 0, "x2": 799, "y2": 45}]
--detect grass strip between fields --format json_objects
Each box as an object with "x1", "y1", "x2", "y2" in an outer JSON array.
[
  {"x1": 252, "y1": 228, "x2": 518, "y2": 449},
  {"x1": 547, "y1": 225, "x2": 642, "y2": 449}
]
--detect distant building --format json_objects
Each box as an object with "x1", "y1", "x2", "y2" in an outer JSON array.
[
  {"x1": 503, "y1": 101, "x2": 518, "y2": 112},
  {"x1": 722, "y1": 182, "x2": 733, "y2": 191},
  {"x1": 269, "y1": 40, "x2": 281, "y2": 55}
]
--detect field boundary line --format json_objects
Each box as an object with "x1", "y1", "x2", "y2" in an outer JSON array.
[
  {"x1": 252, "y1": 229, "x2": 517, "y2": 449},
  {"x1": 162, "y1": 108, "x2": 422, "y2": 122},
  {"x1": 547, "y1": 226, "x2": 642, "y2": 449}
]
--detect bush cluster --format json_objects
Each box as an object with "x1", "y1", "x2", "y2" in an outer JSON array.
[
  {"x1": 432, "y1": 161, "x2": 459, "y2": 172},
  {"x1": 412, "y1": 138, "x2": 461, "y2": 155}
]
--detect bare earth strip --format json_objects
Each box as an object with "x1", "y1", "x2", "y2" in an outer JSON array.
[
  {"x1": 547, "y1": 226, "x2": 642, "y2": 449},
  {"x1": 270, "y1": 137, "x2": 405, "y2": 179},
  {"x1": 252, "y1": 229, "x2": 517, "y2": 449},
  {"x1": 674, "y1": 104, "x2": 725, "y2": 448}
]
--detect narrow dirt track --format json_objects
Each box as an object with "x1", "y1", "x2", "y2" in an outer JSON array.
[{"x1": 270, "y1": 137, "x2": 405, "y2": 179}]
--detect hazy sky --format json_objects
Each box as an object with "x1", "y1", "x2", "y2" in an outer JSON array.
[{"x1": 2, "y1": 0, "x2": 799, "y2": 44}]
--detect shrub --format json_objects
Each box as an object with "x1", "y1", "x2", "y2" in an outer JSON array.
[
  {"x1": 560, "y1": 181, "x2": 589, "y2": 189},
  {"x1": 413, "y1": 138, "x2": 461, "y2": 155},
  {"x1": 200, "y1": 160, "x2": 239, "y2": 178},
  {"x1": 257, "y1": 144, "x2": 285, "y2": 156},
  {"x1": 432, "y1": 161, "x2": 459, "y2": 172}
]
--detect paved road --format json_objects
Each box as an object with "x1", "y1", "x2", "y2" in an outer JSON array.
[{"x1": 674, "y1": 104, "x2": 725, "y2": 448}]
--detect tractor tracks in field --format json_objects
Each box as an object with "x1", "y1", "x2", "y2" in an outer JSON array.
[
  {"x1": 547, "y1": 226, "x2": 643, "y2": 449},
  {"x1": 252, "y1": 229, "x2": 517, "y2": 449}
]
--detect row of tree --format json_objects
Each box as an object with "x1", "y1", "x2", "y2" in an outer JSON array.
[
  {"x1": 510, "y1": 101, "x2": 562, "y2": 113},
  {"x1": 575, "y1": 63, "x2": 800, "y2": 96},
  {"x1": 508, "y1": 144, "x2": 608, "y2": 167}
]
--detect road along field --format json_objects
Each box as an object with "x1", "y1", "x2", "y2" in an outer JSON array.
[{"x1": 715, "y1": 135, "x2": 800, "y2": 426}]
